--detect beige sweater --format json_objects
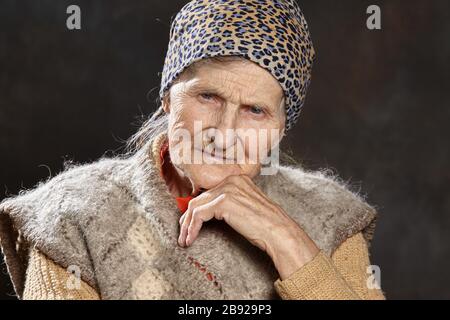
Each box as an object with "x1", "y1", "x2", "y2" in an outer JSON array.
[{"x1": 23, "y1": 232, "x2": 385, "y2": 300}]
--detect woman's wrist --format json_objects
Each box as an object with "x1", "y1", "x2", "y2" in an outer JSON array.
[{"x1": 267, "y1": 225, "x2": 320, "y2": 280}]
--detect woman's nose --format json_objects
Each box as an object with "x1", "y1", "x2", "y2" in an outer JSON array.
[
  {"x1": 210, "y1": 105, "x2": 239, "y2": 147},
  {"x1": 216, "y1": 103, "x2": 239, "y2": 129},
  {"x1": 205, "y1": 127, "x2": 236, "y2": 151}
]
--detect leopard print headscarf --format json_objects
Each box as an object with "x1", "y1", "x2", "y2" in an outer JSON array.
[{"x1": 158, "y1": 0, "x2": 315, "y2": 131}]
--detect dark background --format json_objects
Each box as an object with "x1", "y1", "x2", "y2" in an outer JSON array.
[{"x1": 1, "y1": 0, "x2": 449, "y2": 299}]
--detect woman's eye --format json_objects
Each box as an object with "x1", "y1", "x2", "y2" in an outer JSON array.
[
  {"x1": 250, "y1": 105, "x2": 264, "y2": 115},
  {"x1": 199, "y1": 93, "x2": 214, "y2": 101}
]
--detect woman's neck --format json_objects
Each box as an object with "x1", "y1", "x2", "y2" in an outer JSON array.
[{"x1": 161, "y1": 149, "x2": 198, "y2": 198}]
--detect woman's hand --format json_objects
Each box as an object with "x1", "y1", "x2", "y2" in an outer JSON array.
[{"x1": 178, "y1": 174, "x2": 320, "y2": 280}]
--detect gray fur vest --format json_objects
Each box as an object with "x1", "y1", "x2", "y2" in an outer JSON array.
[{"x1": 0, "y1": 132, "x2": 377, "y2": 299}]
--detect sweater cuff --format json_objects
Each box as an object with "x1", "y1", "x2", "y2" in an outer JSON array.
[{"x1": 274, "y1": 251, "x2": 360, "y2": 300}]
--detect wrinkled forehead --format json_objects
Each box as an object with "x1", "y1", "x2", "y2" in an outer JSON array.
[{"x1": 180, "y1": 58, "x2": 285, "y2": 111}]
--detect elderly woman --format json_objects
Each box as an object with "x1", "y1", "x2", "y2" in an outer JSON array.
[{"x1": 0, "y1": 0, "x2": 384, "y2": 300}]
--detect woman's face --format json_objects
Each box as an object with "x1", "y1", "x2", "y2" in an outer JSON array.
[{"x1": 163, "y1": 58, "x2": 286, "y2": 190}]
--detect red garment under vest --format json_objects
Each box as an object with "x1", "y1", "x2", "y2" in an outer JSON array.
[{"x1": 159, "y1": 141, "x2": 194, "y2": 213}]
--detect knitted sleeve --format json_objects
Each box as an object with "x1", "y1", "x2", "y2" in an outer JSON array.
[
  {"x1": 274, "y1": 232, "x2": 386, "y2": 300},
  {"x1": 22, "y1": 248, "x2": 100, "y2": 300}
]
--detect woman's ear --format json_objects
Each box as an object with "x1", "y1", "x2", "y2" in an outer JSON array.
[
  {"x1": 162, "y1": 94, "x2": 171, "y2": 114},
  {"x1": 280, "y1": 127, "x2": 286, "y2": 139}
]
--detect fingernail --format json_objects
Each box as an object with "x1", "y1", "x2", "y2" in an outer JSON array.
[{"x1": 185, "y1": 235, "x2": 191, "y2": 246}]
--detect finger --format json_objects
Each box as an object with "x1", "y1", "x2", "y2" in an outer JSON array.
[
  {"x1": 179, "y1": 211, "x2": 188, "y2": 226},
  {"x1": 186, "y1": 194, "x2": 225, "y2": 246},
  {"x1": 179, "y1": 209, "x2": 193, "y2": 247},
  {"x1": 178, "y1": 189, "x2": 223, "y2": 246},
  {"x1": 178, "y1": 184, "x2": 237, "y2": 247}
]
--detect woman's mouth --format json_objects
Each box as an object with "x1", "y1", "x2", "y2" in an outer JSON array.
[{"x1": 194, "y1": 148, "x2": 237, "y2": 163}]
